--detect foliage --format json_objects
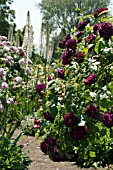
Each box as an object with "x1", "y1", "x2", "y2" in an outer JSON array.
[
  {"x1": 0, "y1": 133, "x2": 31, "y2": 170},
  {"x1": 0, "y1": 0, "x2": 15, "y2": 36},
  {"x1": 36, "y1": 8, "x2": 113, "y2": 167},
  {"x1": 38, "y1": 0, "x2": 110, "y2": 35}
]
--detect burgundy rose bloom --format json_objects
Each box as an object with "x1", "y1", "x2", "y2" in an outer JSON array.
[
  {"x1": 32, "y1": 118, "x2": 41, "y2": 129},
  {"x1": 84, "y1": 74, "x2": 97, "y2": 86},
  {"x1": 93, "y1": 24, "x2": 99, "y2": 35},
  {"x1": 40, "y1": 142, "x2": 48, "y2": 154},
  {"x1": 102, "y1": 111, "x2": 113, "y2": 128},
  {"x1": 61, "y1": 50, "x2": 74, "y2": 65},
  {"x1": 77, "y1": 38, "x2": 82, "y2": 44},
  {"x1": 57, "y1": 68, "x2": 65, "y2": 79},
  {"x1": 48, "y1": 76, "x2": 54, "y2": 81},
  {"x1": 49, "y1": 148, "x2": 67, "y2": 162},
  {"x1": 72, "y1": 51, "x2": 84, "y2": 63},
  {"x1": 85, "y1": 104, "x2": 99, "y2": 119},
  {"x1": 99, "y1": 22, "x2": 113, "y2": 40},
  {"x1": 87, "y1": 34, "x2": 95, "y2": 44},
  {"x1": 36, "y1": 82, "x2": 46, "y2": 93},
  {"x1": 69, "y1": 151, "x2": 78, "y2": 162},
  {"x1": 44, "y1": 137, "x2": 56, "y2": 147},
  {"x1": 76, "y1": 31, "x2": 83, "y2": 38},
  {"x1": 58, "y1": 34, "x2": 71, "y2": 49},
  {"x1": 64, "y1": 112, "x2": 78, "y2": 127},
  {"x1": 43, "y1": 111, "x2": 54, "y2": 123},
  {"x1": 70, "y1": 126, "x2": 88, "y2": 140},
  {"x1": 94, "y1": 8, "x2": 108, "y2": 18},
  {"x1": 77, "y1": 20, "x2": 87, "y2": 31},
  {"x1": 65, "y1": 39, "x2": 76, "y2": 50}
]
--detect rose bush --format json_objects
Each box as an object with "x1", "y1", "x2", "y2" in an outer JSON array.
[{"x1": 36, "y1": 8, "x2": 113, "y2": 167}]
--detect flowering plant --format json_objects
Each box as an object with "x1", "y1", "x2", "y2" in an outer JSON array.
[{"x1": 37, "y1": 8, "x2": 113, "y2": 167}]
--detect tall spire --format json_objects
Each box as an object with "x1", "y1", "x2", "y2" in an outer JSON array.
[{"x1": 22, "y1": 11, "x2": 34, "y2": 58}]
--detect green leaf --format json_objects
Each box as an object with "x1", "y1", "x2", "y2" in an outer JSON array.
[
  {"x1": 89, "y1": 151, "x2": 96, "y2": 157},
  {"x1": 49, "y1": 105, "x2": 58, "y2": 118},
  {"x1": 94, "y1": 41, "x2": 102, "y2": 54}
]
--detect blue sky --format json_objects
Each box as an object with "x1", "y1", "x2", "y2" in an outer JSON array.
[{"x1": 10, "y1": 0, "x2": 113, "y2": 48}]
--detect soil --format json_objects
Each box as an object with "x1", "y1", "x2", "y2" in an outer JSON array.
[{"x1": 13, "y1": 129, "x2": 112, "y2": 170}]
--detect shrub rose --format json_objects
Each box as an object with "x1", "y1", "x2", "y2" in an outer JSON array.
[
  {"x1": 44, "y1": 136, "x2": 56, "y2": 147},
  {"x1": 40, "y1": 142, "x2": 48, "y2": 154},
  {"x1": 77, "y1": 20, "x2": 87, "y2": 31},
  {"x1": 93, "y1": 8, "x2": 108, "y2": 18},
  {"x1": 43, "y1": 111, "x2": 54, "y2": 123},
  {"x1": 85, "y1": 104, "x2": 99, "y2": 119},
  {"x1": 64, "y1": 112, "x2": 78, "y2": 127},
  {"x1": 99, "y1": 22, "x2": 113, "y2": 40},
  {"x1": 84, "y1": 74, "x2": 97, "y2": 86},
  {"x1": 70, "y1": 126, "x2": 88, "y2": 140},
  {"x1": 36, "y1": 82, "x2": 46, "y2": 93},
  {"x1": 65, "y1": 39, "x2": 76, "y2": 50},
  {"x1": 102, "y1": 111, "x2": 113, "y2": 127}
]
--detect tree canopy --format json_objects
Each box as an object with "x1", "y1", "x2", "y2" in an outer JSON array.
[
  {"x1": 38, "y1": 0, "x2": 110, "y2": 35},
  {"x1": 0, "y1": 0, "x2": 15, "y2": 36}
]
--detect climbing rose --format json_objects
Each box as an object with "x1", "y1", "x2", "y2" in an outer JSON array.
[
  {"x1": 102, "y1": 111, "x2": 113, "y2": 128},
  {"x1": 64, "y1": 112, "x2": 78, "y2": 127},
  {"x1": 77, "y1": 20, "x2": 87, "y2": 31},
  {"x1": 70, "y1": 126, "x2": 88, "y2": 140},
  {"x1": 99, "y1": 22, "x2": 113, "y2": 40},
  {"x1": 85, "y1": 104, "x2": 99, "y2": 119},
  {"x1": 84, "y1": 74, "x2": 97, "y2": 86},
  {"x1": 93, "y1": 8, "x2": 108, "y2": 18},
  {"x1": 36, "y1": 82, "x2": 46, "y2": 93},
  {"x1": 43, "y1": 111, "x2": 54, "y2": 123}
]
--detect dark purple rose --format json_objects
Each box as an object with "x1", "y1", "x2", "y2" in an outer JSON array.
[
  {"x1": 84, "y1": 74, "x2": 97, "y2": 86},
  {"x1": 76, "y1": 31, "x2": 83, "y2": 38},
  {"x1": 36, "y1": 82, "x2": 46, "y2": 93},
  {"x1": 102, "y1": 111, "x2": 113, "y2": 128},
  {"x1": 48, "y1": 76, "x2": 54, "y2": 81},
  {"x1": 77, "y1": 20, "x2": 87, "y2": 31},
  {"x1": 69, "y1": 151, "x2": 78, "y2": 162},
  {"x1": 87, "y1": 34, "x2": 95, "y2": 44},
  {"x1": 40, "y1": 142, "x2": 48, "y2": 154},
  {"x1": 99, "y1": 22, "x2": 113, "y2": 40},
  {"x1": 61, "y1": 50, "x2": 74, "y2": 65},
  {"x1": 32, "y1": 118, "x2": 41, "y2": 129},
  {"x1": 44, "y1": 137, "x2": 56, "y2": 147},
  {"x1": 64, "y1": 112, "x2": 78, "y2": 127},
  {"x1": 58, "y1": 34, "x2": 71, "y2": 49},
  {"x1": 85, "y1": 104, "x2": 99, "y2": 119},
  {"x1": 72, "y1": 51, "x2": 84, "y2": 63},
  {"x1": 77, "y1": 38, "x2": 82, "y2": 44},
  {"x1": 93, "y1": 8, "x2": 108, "y2": 18},
  {"x1": 70, "y1": 126, "x2": 88, "y2": 140},
  {"x1": 93, "y1": 24, "x2": 99, "y2": 35},
  {"x1": 65, "y1": 39, "x2": 76, "y2": 50},
  {"x1": 49, "y1": 148, "x2": 67, "y2": 162},
  {"x1": 43, "y1": 111, "x2": 54, "y2": 123},
  {"x1": 57, "y1": 68, "x2": 65, "y2": 79}
]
